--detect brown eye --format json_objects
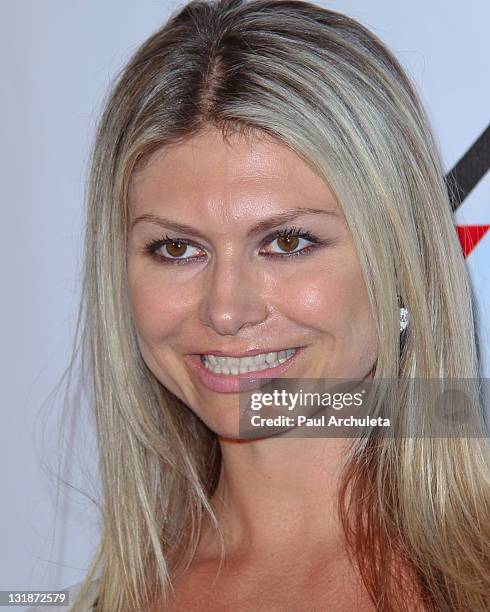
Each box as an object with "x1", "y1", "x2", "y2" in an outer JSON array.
[
  {"x1": 276, "y1": 235, "x2": 300, "y2": 252},
  {"x1": 165, "y1": 240, "x2": 187, "y2": 257}
]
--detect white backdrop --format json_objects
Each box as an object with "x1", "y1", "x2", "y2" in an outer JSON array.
[{"x1": 2, "y1": 0, "x2": 489, "y2": 602}]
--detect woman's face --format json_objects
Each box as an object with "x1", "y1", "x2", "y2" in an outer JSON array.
[{"x1": 127, "y1": 128, "x2": 378, "y2": 437}]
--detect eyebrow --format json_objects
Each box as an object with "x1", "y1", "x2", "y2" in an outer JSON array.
[{"x1": 130, "y1": 206, "x2": 340, "y2": 239}]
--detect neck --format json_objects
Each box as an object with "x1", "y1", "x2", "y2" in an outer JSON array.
[{"x1": 198, "y1": 435, "x2": 354, "y2": 561}]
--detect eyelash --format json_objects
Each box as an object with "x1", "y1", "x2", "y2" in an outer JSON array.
[{"x1": 143, "y1": 226, "x2": 332, "y2": 265}]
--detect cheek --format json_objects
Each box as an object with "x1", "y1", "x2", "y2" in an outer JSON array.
[
  {"x1": 275, "y1": 259, "x2": 370, "y2": 330},
  {"x1": 273, "y1": 255, "x2": 378, "y2": 372},
  {"x1": 127, "y1": 266, "x2": 193, "y2": 345}
]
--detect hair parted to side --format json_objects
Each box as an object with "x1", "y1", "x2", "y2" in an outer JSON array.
[{"x1": 68, "y1": 0, "x2": 490, "y2": 609}]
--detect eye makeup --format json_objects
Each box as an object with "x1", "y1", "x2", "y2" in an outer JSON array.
[
  {"x1": 260, "y1": 226, "x2": 333, "y2": 258},
  {"x1": 143, "y1": 234, "x2": 206, "y2": 265},
  {"x1": 142, "y1": 225, "x2": 336, "y2": 265}
]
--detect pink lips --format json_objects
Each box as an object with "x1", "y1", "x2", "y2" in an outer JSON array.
[{"x1": 185, "y1": 348, "x2": 304, "y2": 393}]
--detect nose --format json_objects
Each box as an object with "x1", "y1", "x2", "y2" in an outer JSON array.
[{"x1": 198, "y1": 257, "x2": 269, "y2": 336}]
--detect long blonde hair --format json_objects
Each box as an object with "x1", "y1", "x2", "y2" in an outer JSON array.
[{"x1": 67, "y1": 0, "x2": 490, "y2": 609}]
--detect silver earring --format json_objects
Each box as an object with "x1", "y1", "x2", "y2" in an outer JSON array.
[{"x1": 399, "y1": 307, "x2": 409, "y2": 333}]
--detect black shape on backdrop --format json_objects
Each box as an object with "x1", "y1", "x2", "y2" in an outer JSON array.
[{"x1": 446, "y1": 124, "x2": 490, "y2": 211}]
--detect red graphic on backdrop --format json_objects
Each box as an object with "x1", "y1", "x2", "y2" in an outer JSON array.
[{"x1": 456, "y1": 225, "x2": 490, "y2": 258}]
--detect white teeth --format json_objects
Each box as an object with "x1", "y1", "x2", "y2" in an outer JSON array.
[{"x1": 201, "y1": 348, "x2": 298, "y2": 375}]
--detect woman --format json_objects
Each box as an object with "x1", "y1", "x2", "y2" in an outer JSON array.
[{"x1": 32, "y1": 0, "x2": 490, "y2": 610}]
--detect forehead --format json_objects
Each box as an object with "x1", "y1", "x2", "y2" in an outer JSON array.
[{"x1": 128, "y1": 128, "x2": 340, "y2": 215}]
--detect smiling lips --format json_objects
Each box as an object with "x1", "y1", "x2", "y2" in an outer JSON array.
[
  {"x1": 185, "y1": 347, "x2": 304, "y2": 393},
  {"x1": 201, "y1": 348, "x2": 297, "y2": 374}
]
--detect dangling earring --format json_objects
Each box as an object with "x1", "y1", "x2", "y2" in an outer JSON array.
[{"x1": 399, "y1": 304, "x2": 409, "y2": 333}]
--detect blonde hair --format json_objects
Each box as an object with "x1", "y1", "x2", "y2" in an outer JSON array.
[{"x1": 67, "y1": 0, "x2": 490, "y2": 609}]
